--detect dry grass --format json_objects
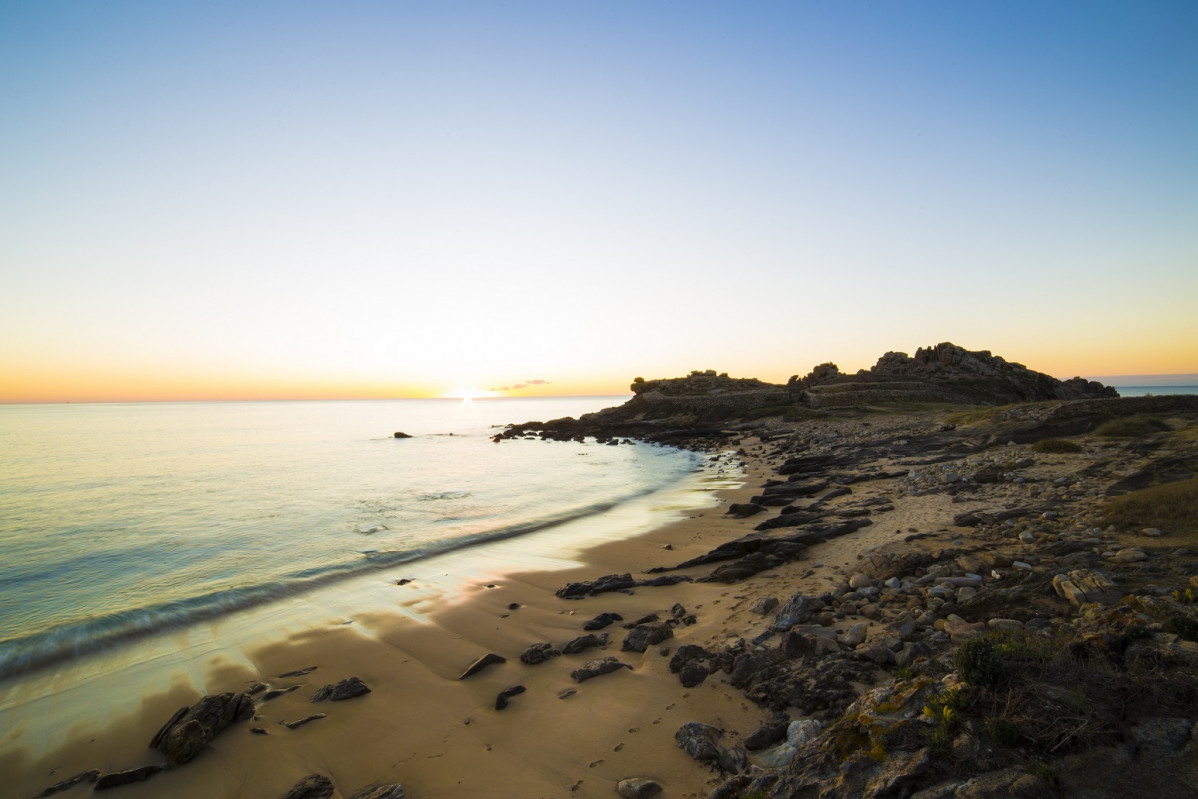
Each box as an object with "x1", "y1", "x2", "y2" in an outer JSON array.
[
  {"x1": 1033, "y1": 438, "x2": 1083, "y2": 454},
  {"x1": 1104, "y1": 477, "x2": 1198, "y2": 537},
  {"x1": 1093, "y1": 416, "x2": 1171, "y2": 438}
]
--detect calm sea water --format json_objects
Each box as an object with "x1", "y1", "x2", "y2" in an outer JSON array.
[
  {"x1": 0, "y1": 397, "x2": 705, "y2": 682},
  {"x1": 1112, "y1": 385, "x2": 1198, "y2": 397}
]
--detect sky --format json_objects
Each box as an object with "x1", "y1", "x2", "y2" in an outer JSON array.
[{"x1": 1, "y1": 1, "x2": 1196, "y2": 402}]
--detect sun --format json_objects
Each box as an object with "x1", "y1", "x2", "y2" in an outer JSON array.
[{"x1": 446, "y1": 386, "x2": 499, "y2": 401}]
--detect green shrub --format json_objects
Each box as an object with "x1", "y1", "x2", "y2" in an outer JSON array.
[
  {"x1": 1033, "y1": 438, "x2": 1082, "y2": 454},
  {"x1": 1166, "y1": 614, "x2": 1198, "y2": 642},
  {"x1": 955, "y1": 638, "x2": 1008, "y2": 688},
  {"x1": 988, "y1": 718, "x2": 1023, "y2": 748}
]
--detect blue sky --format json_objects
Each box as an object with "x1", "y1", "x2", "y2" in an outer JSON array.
[{"x1": 2, "y1": 1, "x2": 1195, "y2": 400}]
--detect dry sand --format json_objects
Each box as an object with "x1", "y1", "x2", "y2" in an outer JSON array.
[{"x1": 6, "y1": 434, "x2": 956, "y2": 799}]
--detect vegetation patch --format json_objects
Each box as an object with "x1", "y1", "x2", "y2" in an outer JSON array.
[
  {"x1": 1093, "y1": 416, "x2": 1170, "y2": 438},
  {"x1": 1032, "y1": 438, "x2": 1082, "y2": 454},
  {"x1": 1103, "y1": 477, "x2": 1198, "y2": 536}
]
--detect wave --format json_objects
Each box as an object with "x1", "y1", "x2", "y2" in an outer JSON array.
[{"x1": 0, "y1": 469, "x2": 697, "y2": 684}]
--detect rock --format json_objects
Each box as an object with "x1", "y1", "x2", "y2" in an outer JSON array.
[
  {"x1": 979, "y1": 551, "x2": 1014, "y2": 568},
  {"x1": 849, "y1": 573, "x2": 874, "y2": 589},
  {"x1": 312, "y1": 676, "x2": 370, "y2": 701},
  {"x1": 772, "y1": 593, "x2": 824, "y2": 631},
  {"x1": 262, "y1": 685, "x2": 300, "y2": 701},
  {"x1": 842, "y1": 623, "x2": 868, "y2": 647},
  {"x1": 283, "y1": 714, "x2": 326, "y2": 729},
  {"x1": 281, "y1": 774, "x2": 335, "y2": 799},
  {"x1": 943, "y1": 614, "x2": 984, "y2": 640},
  {"x1": 948, "y1": 766, "x2": 1056, "y2": 798},
  {"x1": 1112, "y1": 547, "x2": 1148, "y2": 563},
  {"x1": 94, "y1": 766, "x2": 165, "y2": 791},
  {"x1": 1141, "y1": 527, "x2": 1164, "y2": 537},
  {"x1": 33, "y1": 770, "x2": 100, "y2": 798},
  {"x1": 726, "y1": 502, "x2": 766, "y2": 519},
  {"x1": 582, "y1": 612, "x2": 623, "y2": 631},
  {"x1": 570, "y1": 657, "x2": 632, "y2": 682},
  {"x1": 743, "y1": 719, "x2": 789, "y2": 750},
  {"x1": 458, "y1": 652, "x2": 506, "y2": 679},
  {"x1": 621, "y1": 621, "x2": 673, "y2": 653},
  {"x1": 149, "y1": 691, "x2": 255, "y2": 765},
  {"x1": 495, "y1": 685, "x2": 526, "y2": 710},
  {"x1": 556, "y1": 573, "x2": 637, "y2": 599},
  {"x1": 278, "y1": 666, "x2": 318, "y2": 678},
  {"x1": 986, "y1": 618, "x2": 1025, "y2": 633},
  {"x1": 1128, "y1": 716, "x2": 1194, "y2": 751},
  {"x1": 562, "y1": 633, "x2": 608, "y2": 654},
  {"x1": 675, "y1": 721, "x2": 745, "y2": 774},
  {"x1": 519, "y1": 642, "x2": 562, "y2": 665},
  {"x1": 1052, "y1": 569, "x2": 1121, "y2": 607},
  {"x1": 616, "y1": 777, "x2": 663, "y2": 798},
  {"x1": 750, "y1": 596, "x2": 780, "y2": 615},
  {"x1": 348, "y1": 786, "x2": 405, "y2": 799}
]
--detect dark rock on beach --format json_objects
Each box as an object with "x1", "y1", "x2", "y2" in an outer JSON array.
[
  {"x1": 675, "y1": 721, "x2": 746, "y2": 774},
  {"x1": 582, "y1": 611, "x2": 623, "y2": 630},
  {"x1": 519, "y1": 642, "x2": 561, "y2": 665},
  {"x1": 562, "y1": 632, "x2": 608, "y2": 654},
  {"x1": 150, "y1": 691, "x2": 255, "y2": 765},
  {"x1": 94, "y1": 765, "x2": 165, "y2": 791},
  {"x1": 570, "y1": 657, "x2": 632, "y2": 682},
  {"x1": 281, "y1": 773, "x2": 335, "y2": 799},
  {"x1": 311, "y1": 676, "x2": 371, "y2": 702},
  {"x1": 34, "y1": 770, "x2": 101, "y2": 798},
  {"x1": 495, "y1": 684, "x2": 526, "y2": 710},
  {"x1": 458, "y1": 652, "x2": 506, "y2": 679}
]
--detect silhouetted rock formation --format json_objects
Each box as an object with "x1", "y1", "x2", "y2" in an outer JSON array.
[
  {"x1": 788, "y1": 342, "x2": 1119, "y2": 407},
  {"x1": 495, "y1": 343, "x2": 1120, "y2": 447}
]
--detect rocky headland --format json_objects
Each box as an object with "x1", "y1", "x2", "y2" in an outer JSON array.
[{"x1": 15, "y1": 344, "x2": 1198, "y2": 799}]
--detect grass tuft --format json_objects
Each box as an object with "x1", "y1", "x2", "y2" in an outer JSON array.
[
  {"x1": 1104, "y1": 478, "x2": 1198, "y2": 537},
  {"x1": 1093, "y1": 417, "x2": 1170, "y2": 438}
]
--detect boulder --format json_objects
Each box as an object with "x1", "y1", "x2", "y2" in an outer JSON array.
[
  {"x1": 149, "y1": 692, "x2": 254, "y2": 765},
  {"x1": 616, "y1": 778, "x2": 663, "y2": 798},
  {"x1": 281, "y1": 774, "x2": 335, "y2": 799},
  {"x1": 675, "y1": 722, "x2": 746, "y2": 774},
  {"x1": 622, "y1": 621, "x2": 673, "y2": 653}
]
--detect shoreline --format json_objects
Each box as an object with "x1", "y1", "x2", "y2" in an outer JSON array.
[{"x1": 3, "y1": 448, "x2": 753, "y2": 799}]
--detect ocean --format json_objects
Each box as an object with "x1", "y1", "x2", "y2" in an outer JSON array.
[{"x1": 0, "y1": 397, "x2": 724, "y2": 687}]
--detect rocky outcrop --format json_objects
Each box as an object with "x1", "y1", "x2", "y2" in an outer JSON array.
[{"x1": 790, "y1": 343, "x2": 1119, "y2": 408}]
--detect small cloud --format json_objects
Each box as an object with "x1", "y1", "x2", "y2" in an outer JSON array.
[{"x1": 488, "y1": 379, "x2": 551, "y2": 393}]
